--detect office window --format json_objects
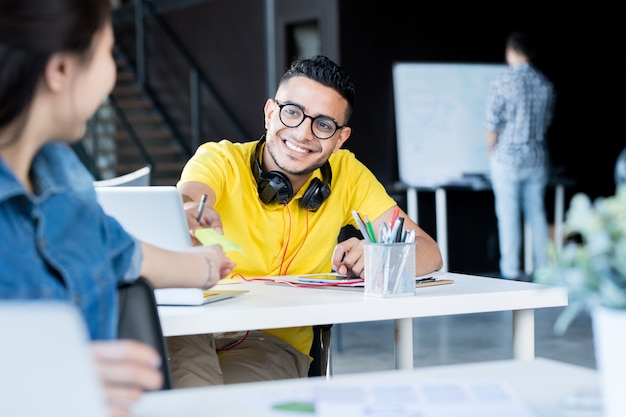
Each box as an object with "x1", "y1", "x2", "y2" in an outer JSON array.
[{"x1": 286, "y1": 21, "x2": 320, "y2": 60}]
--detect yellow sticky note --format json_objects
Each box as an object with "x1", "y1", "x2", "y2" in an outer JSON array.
[{"x1": 194, "y1": 228, "x2": 244, "y2": 253}]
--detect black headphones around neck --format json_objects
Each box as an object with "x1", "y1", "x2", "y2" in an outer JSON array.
[{"x1": 250, "y1": 137, "x2": 332, "y2": 211}]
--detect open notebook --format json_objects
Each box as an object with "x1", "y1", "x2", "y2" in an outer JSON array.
[
  {"x1": 0, "y1": 302, "x2": 109, "y2": 417},
  {"x1": 95, "y1": 186, "x2": 247, "y2": 305}
]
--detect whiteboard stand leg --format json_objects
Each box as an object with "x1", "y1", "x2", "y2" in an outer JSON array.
[
  {"x1": 435, "y1": 188, "x2": 448, "y2": 272},
  {"x1": 555, "y1": 184, "x2": 564, "y2": 253}
]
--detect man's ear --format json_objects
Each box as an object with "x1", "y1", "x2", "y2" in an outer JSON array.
[
  {"x1": 43, "y1": 53, "x2": 70, "y2": 93},
  {"x1": 332, "y1": 126, "x2": 351, "y2": 153},
  {"x1": 263, "y1": 98, "x2": 276, "y2": 130}
]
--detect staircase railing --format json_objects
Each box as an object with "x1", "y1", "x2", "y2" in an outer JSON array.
[
  {"x1": 113, "y1": 0, "x2": 249, "y2": 152},
  {"x1": 77, "y1": 0, "x2": 251, "y2": 181},
  {"x1": 113, "y1": 45, "x2": 193, "y2": 159},
  {"x1": 107, "y1": 94, "x2": 155, "y2": 169}
]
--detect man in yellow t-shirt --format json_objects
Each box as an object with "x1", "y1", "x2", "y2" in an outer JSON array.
[{"x1": 168, "y1": 55, "x2": 443, "y2": 387}]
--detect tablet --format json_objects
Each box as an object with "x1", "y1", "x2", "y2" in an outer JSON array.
[{"x1": 297, "y1": 273, "x2": 364, "y2": 285}]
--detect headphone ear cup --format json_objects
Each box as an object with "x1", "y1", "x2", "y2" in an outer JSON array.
[
  {"x1": 258, "y1": 171, "x2": 293, "y2": 205},
  {"x1": 251, "y1": 137, "x2": 331, "y2": 209},
  {"x1": 251, "y1": 138, "x2": 294, "y2": 204},
  {"x1": 300, "y1": 177, "x2": 332, "y2": 211}
]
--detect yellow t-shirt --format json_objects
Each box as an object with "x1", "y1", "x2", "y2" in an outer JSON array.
[{"x1": 178, "y1": 139, "x2": 396, "y2": 356}]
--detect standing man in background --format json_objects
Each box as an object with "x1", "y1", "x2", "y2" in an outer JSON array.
[{"x1": 485, "y1": 31, "x2": 555, "y2": 281}]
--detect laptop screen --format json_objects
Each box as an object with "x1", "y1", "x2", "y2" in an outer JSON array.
[
  {"x1": 0, "y1": 302, "x2": 109, "y2": 417},
  {"x1": 95, "y1": 186, "x2": 192, "y2": 251},
  {"x1": 95, "y1": 186, "x2": 248, "y2": 306}
]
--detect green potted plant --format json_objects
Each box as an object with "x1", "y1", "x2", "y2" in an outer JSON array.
[{"x1": 535, "y1": 186, "x2": 626, "y2": 417}]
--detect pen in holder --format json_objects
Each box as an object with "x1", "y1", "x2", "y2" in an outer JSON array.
[{"x1": 364, "y1": 242, "x2": 416, "y2": 297}]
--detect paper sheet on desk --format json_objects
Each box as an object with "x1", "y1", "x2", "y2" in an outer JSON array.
[
  {"x1": 194, "y1": 228, "x2": 244, "y2": 253},
  {"x1": 262, "y1": 380, "x2": 540, "y2": 417},
  {"x1": 316, "y1": 381, "x2": 539, "y2": 417}
]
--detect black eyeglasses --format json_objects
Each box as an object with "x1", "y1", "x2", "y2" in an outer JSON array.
[{"x1": 274, "y1": 100, "x2": 345, "y2": 140}]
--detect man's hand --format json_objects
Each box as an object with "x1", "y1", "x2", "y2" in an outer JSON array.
[
  {"x1": 486, "y1": 130, "x2": 498, "y2": 155},
  {"x1": 184, "y1": 202, "x2": 223, "y2": 245},
  {"x1": 179, "y1": 183, "x2": 222, "y2": 245},
  {"x1": 332, "y1": 237, "x2": 366, "y2": 278},
  {"x1": 90, "y1": 340, "x2": 163, "y2": 417}
]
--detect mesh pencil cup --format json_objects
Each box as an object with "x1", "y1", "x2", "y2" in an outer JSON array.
[{"x1": 364, "y1": 242, "x2": 416, "y2": 297}]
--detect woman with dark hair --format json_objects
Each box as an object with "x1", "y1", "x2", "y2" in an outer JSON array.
[{"x1": 0, "y1": 1, "x2": 234, "y2": 415}]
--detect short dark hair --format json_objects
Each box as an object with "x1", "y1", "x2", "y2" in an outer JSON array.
[
  {"x1": 279, "y1": 55, "x2": 355, "y2": 123},
  {"x1": 0, "y1": 0, "x2": 111, "y2": 134},
  {"x1": 506, "y1": 31, "x2": 537, "y2": 61}
]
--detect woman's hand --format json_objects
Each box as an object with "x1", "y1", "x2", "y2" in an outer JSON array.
[
  {"x1": 185, "y1": 245, "x2": 236, "y2": 289},
  {"x1": 90, "y1": 340, "x2": 162, "y2": 417}
]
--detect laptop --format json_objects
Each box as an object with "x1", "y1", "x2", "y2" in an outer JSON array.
[
  {"x1": 95, "y1": 186, "x2": 247, "y2": 305},
  {"x1": 0, "y1": 302, "x2": 109, "y2": 417}
]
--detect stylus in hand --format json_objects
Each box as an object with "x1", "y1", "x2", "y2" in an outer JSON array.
[{"x1": 196, "y1": 194, "x2": 207, "y2": 223}]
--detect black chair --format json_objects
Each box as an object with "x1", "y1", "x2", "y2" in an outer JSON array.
[
  {"x1": 119, "y1": 278, "x2": 330, "y2": 383},
  {"x1": 308, "y1": 324, "x2": 332, "y2": 378},
  {"x1": 117, "y1": 277, "x2": 172, "y2": 390}
]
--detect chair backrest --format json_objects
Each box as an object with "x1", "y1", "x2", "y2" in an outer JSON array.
[
  {"x1": 117, "y1": 277, "x2": 172, "y2": 390},
  {"x1": 308, "y1": 324, "x2": 332, "y2": 378},
  {"x1": 94, "y1": 165, "x2": 151, "y2": 187}
]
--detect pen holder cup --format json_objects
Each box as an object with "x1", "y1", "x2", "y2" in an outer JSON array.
[{"x1": 364, "y1": 242, "x2": 416, "y2": 297}]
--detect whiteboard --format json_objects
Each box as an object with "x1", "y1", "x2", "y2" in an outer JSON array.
[{"x1": 392, "y1": 62, "x2": 506, "y2": 186}]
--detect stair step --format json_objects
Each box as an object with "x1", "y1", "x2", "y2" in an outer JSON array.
[
  {"x1": 116, "y1": 160, "x2": 184, "y2": 171},
  {"x1": 116, "y1": 138, "x2": 180, "y2": 150},
  {"x1": 114, "y1": 99, "x2": 153, "y2": 109},
  {"x1": 117, "y1": 153, "x2": 187, "y2": 165},
  {"x1": 117, "y1": 146, "x2": 184, "y2": 157},
  {"x1": 116, "y1": 71, "x2": 135, "y2": 83},
  {"x1": 115, "y1": 129, "x2": 173, "y2": 140},
  {"x1": 113, "y1": 85, "x2": 143, "y2": 96},
  {"x1": 116, "y1": 114, "x2": 163, "y2": 125},
  {"x1": 115, "y1": 150, "x2": 186, "y2": 165}
]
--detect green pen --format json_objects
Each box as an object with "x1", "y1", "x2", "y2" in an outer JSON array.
[{"x1": 364, "y1": 215, "x2": 377, "y2": 243}]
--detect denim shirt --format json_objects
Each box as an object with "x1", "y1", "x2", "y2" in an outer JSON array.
[
  {"x1": 485, "y1": 62, "x2": 555, "y2": 169},
  {"x1": 0, "y1": 142, "x2": 142, "y2": 340}
]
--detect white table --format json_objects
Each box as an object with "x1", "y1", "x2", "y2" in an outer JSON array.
[
  {"x1": 159, "y1": 272, "x2": 567, "y2": 370},
  {"x1": 132, "y1": 358, "x2": 601, "y2": 417}
]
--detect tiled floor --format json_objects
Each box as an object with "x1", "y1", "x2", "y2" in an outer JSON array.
[{"x1": 329, "y1": 305, "x2": 595, "y2": 375}]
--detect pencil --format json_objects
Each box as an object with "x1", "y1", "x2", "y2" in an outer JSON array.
[{"x1": 352, "y1": 210, "x2": 372, "y2": 242}]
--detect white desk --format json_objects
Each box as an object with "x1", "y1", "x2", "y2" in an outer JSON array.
[
  {"x1": 159, "y1": 272, "x2": 567, "y2": 370},
  {"x1": 132, "y1": 358, "x2": 601, "y2": 417},
  {"x1": 401, "y1": 180, "x2": 567, "y2": 273}
]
